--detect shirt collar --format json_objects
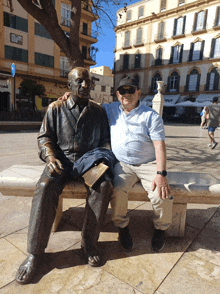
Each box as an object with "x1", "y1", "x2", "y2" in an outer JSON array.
[
  {"x1": 66, "y1": 95, "x2": 90, "y2": 110},
  {"x1": 119, "y1": 100, "x2": 141, "y2": 114}
]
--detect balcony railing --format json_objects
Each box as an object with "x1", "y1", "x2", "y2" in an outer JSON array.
[
  {"x1": 154, "y1": 33, "x2": 167, "y2": 42},
  {"x1": 80, "y1": 27, "x2": 98, "y2": 39}
]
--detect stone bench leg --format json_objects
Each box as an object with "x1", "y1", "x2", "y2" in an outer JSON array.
[
  {"x1": 52, "y1": 197, "x2": 63, "y2": 232},
  {"x1": 167, "y1": 203, "x2": 187, "y2": 237}
]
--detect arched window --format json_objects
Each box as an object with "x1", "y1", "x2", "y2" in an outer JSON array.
[
  {"x1": 173, "y1": 16, "x2": 186, "y2": 36},
  {"x1": 134, "y1": 52, "x2": 141, "y2": 68},
  {"x1": 167, "y1": 71, "x2": 180, "y2": 93},
  {"x1": 136, "y1": 28, "x2": 143, "y2": 45},
  {"x1": 186, "y1": 69, "x2": 200, "y2": 92},
  {"x1": 206, "y1": 68, "x2": 220, "y2": 91},
  {"x1": 151, "y1": 73, "x2": 162, "y2": 92},
  {"x1": 123, "y1": 54, "x2": 129, "y2": 70}
]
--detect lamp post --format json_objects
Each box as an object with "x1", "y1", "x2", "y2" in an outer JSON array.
[{"x1": 152, "y1": 81, "x2": 164, "y2": 117}]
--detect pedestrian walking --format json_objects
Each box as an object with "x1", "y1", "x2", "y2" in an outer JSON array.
[{"x1": 206, "y1": 97, "x2": 220, "y2": 149}]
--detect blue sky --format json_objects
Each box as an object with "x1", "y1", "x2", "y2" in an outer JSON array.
[{"x1": 91, "y1": 1, "x2": 138, "y2": 70}]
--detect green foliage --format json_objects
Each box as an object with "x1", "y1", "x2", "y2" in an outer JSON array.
[{"x1": 19, "y1": 79, "x2": 46, "y2": 98}]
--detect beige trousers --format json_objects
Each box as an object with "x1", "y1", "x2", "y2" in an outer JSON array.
[{"x1": 111, "y1": 161, "x2": 173, "y2": 230}]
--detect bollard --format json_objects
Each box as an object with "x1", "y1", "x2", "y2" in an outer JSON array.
[{"x1": 152, "y1": 81, "x2": 164, "y2": 117}]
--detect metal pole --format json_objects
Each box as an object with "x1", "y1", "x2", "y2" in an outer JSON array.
[{"x1": 13, "y1": 75, "x2": 16, "y2": 111}]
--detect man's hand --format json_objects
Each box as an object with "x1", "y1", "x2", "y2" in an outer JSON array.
[
  {"x1": 46, "y1": 156, "x2": 63, "y2": 175},
  {"x1": 58, "y1": 92, "x2": 71, "y2": 101},
  {"x1": 151, "y1": 175, "x2": 171, "y2": 200}
]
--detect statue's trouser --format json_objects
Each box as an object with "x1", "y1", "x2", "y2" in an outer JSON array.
[{"x1": 27, "y1": 165, "x2": 113, "y2": 255}]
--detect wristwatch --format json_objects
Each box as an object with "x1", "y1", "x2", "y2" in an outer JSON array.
[{"x1": 157, "y1": 170, "x2": 167, "y2": 177}]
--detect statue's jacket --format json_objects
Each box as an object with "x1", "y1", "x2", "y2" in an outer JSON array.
[{"x1": 38, "y1": 96, "x2": 111, "y2": 165}]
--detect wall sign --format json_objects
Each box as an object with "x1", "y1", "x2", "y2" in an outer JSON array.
[{"x1": 10, "y1": 33, "x2": 23, "y2": 45}]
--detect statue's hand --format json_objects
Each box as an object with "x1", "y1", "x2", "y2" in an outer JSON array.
[
  {"x1": 58, "y1": 92, "x2": 71, "y2": 101},
  {"x1": 46, "y1": 155, "x2": 63, "y2": 175}
]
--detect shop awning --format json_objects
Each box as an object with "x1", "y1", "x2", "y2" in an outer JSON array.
[
  {"x1": 196, "y1": 94, "x2": 220, "y2": 104},
  {"x1": 141, "y1": 94, "x2": 180, "y2": 107}
]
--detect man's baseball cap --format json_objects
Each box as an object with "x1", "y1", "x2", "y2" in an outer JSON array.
[
  {"x1": 213, "y1": 97, "x2": 219, "y2": 103},
  {"x1": 117, "y1": 76, "x2": 138, "y2": 90}
]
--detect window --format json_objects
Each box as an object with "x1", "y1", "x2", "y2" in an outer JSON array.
[
  {"x1": 4, "y1": 12, "x2": 28, "y2": 32},
  {"x1": 173, "y1": 16, "x2": 186, "y2": 36},
  {"x1": 151, "y1": 73, "x2": 162, "y2": 92},
  {"x1": 136, "y1": 28, "x2": 143, "y2": 45},
  {"x1": 210, "y1": 37, "x2": 220, "y2": 58},
  {"x1": 189, "y1": 41, "x2": 205, "y2": 61},
  {"x1": 123, "y1": 54, "x2": 129, "y2": 70},
  {"x1": 134, "y1": 52, "x2": 141, "y2": 68},
  {"x1": 193, "y1": 10, "x2": 208, "y2": 32},
  {"x1": 138, "y1": 6, "x2": 144, "y2": 18},
  {"x1": 82, "y1": 23, "x2": 88, "y2": 35},
  {"x1": 60, "y1": 56, "x2": 71, "y2": 78},
  {"x1": 214, "y1": 7, "x2": 220, "y2": 27},
  {"x1": 186, "y1": 69, "x2": 200, "y2": 92},
  {"x1": 82, "y1": 46, "x2": 87, "y2": 59},
  {"x1": 170, "y1": 45, "x2": 183, "y2": 64},
  {"x1": 206, "y1": 68, "x2": 220, "y2": 91},
  {"x1": 126, "y1": 10, "x2": 131, "y2": 22},
  {"x1": 35, "y1": 52, "x2": 54, "y2": 68},
  {"x1": 35, "y1": 23, "x2": 52, "y2": 39},
  {"x1": 101, "y1": 86, "x2": 106, "y2": 92},
  {"x1": 61, "y1": 3, "x2": 71, "y2": 27},
  {"x1": 167, "y1": 71, "x2": 180, "y2": 92},
  {"x1": 155, "y1": 48, "x2": 163, "y2": 66},
  {"x1": 157, "y1": 22, "x2": 165, "y2": 39},
  {"x1": 179, "y1": 0, "x2": 185, "y2": 6},
  {"x1": 5, "y1": 45, "x2": 28, "y2": 63},
  {"x1": 160, "y1": 0, "x2": 166, "y2": 12},
  {"x1": 124, "y1": 31, "x2": 130, "y2": 47},
  {"x1": 134, "y1": 75, "x2": 139, "y2": 87}
]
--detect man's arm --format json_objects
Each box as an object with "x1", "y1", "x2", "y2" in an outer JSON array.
[{"x1": 151, "y1": 140, "x2": 171, "y2": 199}]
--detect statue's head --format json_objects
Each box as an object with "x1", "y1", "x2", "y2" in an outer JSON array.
[{"x1": 68, "y1": 67, "x2": 91, "y2": 100}]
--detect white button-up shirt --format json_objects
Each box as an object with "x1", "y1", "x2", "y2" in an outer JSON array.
[{"x1": 102, "y1": 101, "x2": 165, "y2": 165}]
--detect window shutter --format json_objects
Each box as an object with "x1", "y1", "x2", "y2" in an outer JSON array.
[
  {"x1": 173, "y1": 19, "x2": 177, "y2": 36},
  {"x1": 200, "y1": 40, "x2": 205, "y2": 60},
  {"x1": 158, "y1": 22, "x2": 165, "y2": 38},
  {"x1": 210, "y1": 38, "x2": 216, "y2": 58},
  {"x1": 4, "y1": 12, "x2": 10, "y2": 27},
  {"x1": 206, "y1": 73, "x2": 210, "y2": 90},
  {"x1": 166, "y1": 77, "x2": 171, "y2": 92},
  {"x1": 214, "y1": 6, "x2": 219, "y2": 26},
  {"x1": 203, "y1": 9, "x2": 208, "y2": 29},
  {"x1": 176, "y1": 75, "x2": 180, "y2": 92},
  {"x1": 182, "y1": 16, "x2": 186, "y2": 34},
  {"x1": 214, "y1": 70, "x2": 219, "y2": 90},
  {"x1": 161, "y1": 0, "x2": 166, "y2": 11},
  {"x1": 185, "y1": 74, "x2": 190, "y2": 91},
  {"x1": 188, "y1": 43, "x2": 193, "y2": 61},
  {"x1": 196, "y1": 74, "x2": 201, "y2": 91},
  {"x1": 179, "y1": 44, "x2": 184, "y2": 62},
  {"x1": 193, "y1": 13, "x2": 197, "y2": 31},
  {"x1": 169, "y1": 46, "x2": 174, "y2": 64},
  {"x1": 136, "y1": 28, "x2": 142, "y2": 44}
]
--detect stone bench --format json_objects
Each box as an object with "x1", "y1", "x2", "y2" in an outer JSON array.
[{"x1": 0, "y1": 165, "x2": 220, "y2": 237}]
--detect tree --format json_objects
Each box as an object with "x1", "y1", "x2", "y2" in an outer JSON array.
[
  {"x1": 19, "y1": 79, "x2": 46, "y2": 110},
  {"x1": 8, "y1": 0, "x2": 127, "y2": 69}
]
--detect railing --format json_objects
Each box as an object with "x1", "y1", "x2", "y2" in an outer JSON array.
[
  {"x1": 154, "y1": 33, "x2": 167, "y2": 41},
  {"x1": 80, "y1": 26, "x2": 98, "y2": 39},
  {"x1": 0, "y1": 110, "x2": 45, "y2": 121}
]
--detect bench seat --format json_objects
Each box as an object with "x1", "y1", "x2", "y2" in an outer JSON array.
[{"x1": 1, "y1": 165, "x2": 220, "y2": 236}]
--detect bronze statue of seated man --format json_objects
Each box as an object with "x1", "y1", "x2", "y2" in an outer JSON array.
[{"x1": 15, "y1": 67, "x2": 114, "y2": 284}]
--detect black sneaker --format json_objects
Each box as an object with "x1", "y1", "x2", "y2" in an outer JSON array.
[
  {"x1": 118, "y1": 226, "x2": 133, "y2": 251},
  {"x1": 151, "y1": 229, "x2": 165, "y2": 252},
  {"x1": 211, "y1": 142, "x2": 218, "y2": 149}
]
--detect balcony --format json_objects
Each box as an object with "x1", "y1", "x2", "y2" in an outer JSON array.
[
  {"x1": 154, "y1": 33, "x2": 167, "y2": 43},
  {"x1": 122, "y1": 42, "x2": 132, "y2": 50},
  {"x1": 133, "y1": 38, "x2": 145, "y2": 47},
  {"x1": 191, "y1": 25, "x2": 207, "y2": 35},
  {"x1": 80, "y1": 27, "x2": 98, "y2": 43}
]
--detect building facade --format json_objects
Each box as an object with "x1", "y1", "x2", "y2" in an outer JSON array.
[
  {"x1": 90, "y1": 66, "x2": 113, "y2": 104},
  {"x1": 114, "y1": 0, "x2": 220, "y2": 109},
  {"x1": 0, "y1": 0, "x2": 98, "y2": 112}
]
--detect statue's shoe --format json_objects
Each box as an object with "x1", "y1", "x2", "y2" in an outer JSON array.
[
  {"x1": 81, "y1": 245, "x2": 101, "y2": 267},
  {"x1": 15, "y1": 254, "x2": 41, "y2": 284}
]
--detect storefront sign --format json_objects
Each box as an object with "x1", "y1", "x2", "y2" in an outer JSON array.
[{"x1": 10, "y1": 33, "x2": 23, "y2": 45}]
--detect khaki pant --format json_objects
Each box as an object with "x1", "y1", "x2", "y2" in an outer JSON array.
[{"x1": 111, "y1": 161, "x2": 173, "y2": 230}]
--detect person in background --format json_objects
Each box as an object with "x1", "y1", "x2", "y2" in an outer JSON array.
[
  {"x1": 206, "y1": 97, "x2": 220, "y2": 149},
  {"x1": 200, "y1": 106, "x2": 207, "y2": 129}
]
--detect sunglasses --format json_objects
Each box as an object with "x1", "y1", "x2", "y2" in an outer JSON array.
[{"x1": 118, "y1": 87, "x2": 136, "y2": 95}]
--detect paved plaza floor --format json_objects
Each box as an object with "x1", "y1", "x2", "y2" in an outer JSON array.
[{"x1": 0, "y1": 124, "x2": 220, "y2": 293}]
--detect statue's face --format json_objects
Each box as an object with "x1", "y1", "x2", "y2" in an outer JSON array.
[{"x1": 68, "y1": 67, "x2": 91, "y2": 99}]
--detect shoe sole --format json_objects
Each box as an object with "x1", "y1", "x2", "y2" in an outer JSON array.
[
  {"x1": 212, "y1": 143, "x2": 218, "y2": 149},
  {"x1": 151, "y1": 241, "x2": 165, "y2": 252}
]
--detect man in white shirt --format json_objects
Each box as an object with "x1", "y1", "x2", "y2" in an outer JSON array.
[{"x1": 102, "y1": 76, "x2": 173, "y2": 252}]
